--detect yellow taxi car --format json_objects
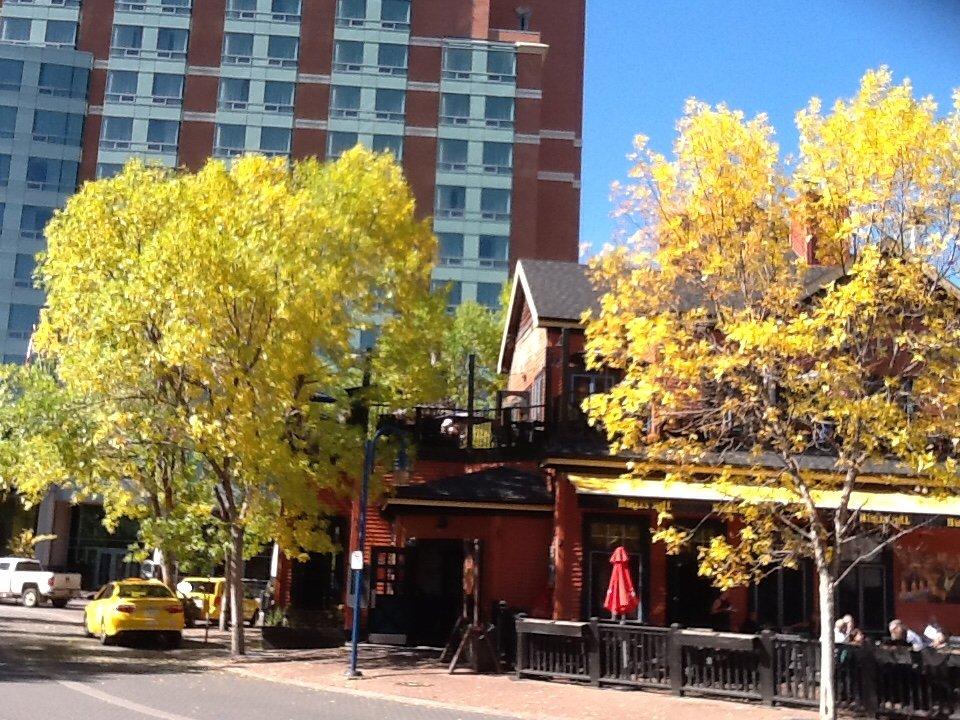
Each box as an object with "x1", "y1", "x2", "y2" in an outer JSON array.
[
  {"x1": 176, "y1": 577, "x2": 260, "y2": 626},
  {"x1": 83, "y1": 578, "x2": 184, "y2": 648}
]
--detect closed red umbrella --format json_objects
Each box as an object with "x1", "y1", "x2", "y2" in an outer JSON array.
[{"x1": 603, "y1": 546, "x2": 639, "y2": 617}]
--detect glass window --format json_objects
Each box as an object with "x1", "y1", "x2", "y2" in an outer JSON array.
[
  {"x1": 0, "y1": 106, "x2": 16, "y2": 138},
  {"x1": 96, "y1": 163, "x2": 123, "y2": 179},
  {"x1": 482, "y1": 141, "x2": 512, "y2": 172},
  {"x1": 14, "y1": 559, "x2": 41, "y2": 572},
  {"x1": 13, "y1": 253, "x2": 35, "y2": 288},
  {"x1": 481, "y1": 188, "x2": 510, "y2": 218},
  {"x1": 479, "y1": 235, "x2": 509, "y2": 264},
  {"x1": 358, "y1": 327, "x2": 379, "y2": 351},
  {"x1": 0, "y1": 154, "x2": 9, "y2": 186},
  {"x1": 263, "y1": 81, "x2": 294, "y2": 111},
  {"x1": 271, "y1": 0, "x2": 300, "y2": 17},
  {"x1": 438, "y1": 233, "x2": 464, "y2": 262},
  {"x1": 34, "y1": 110, "x2": 83, "y2": 145},
  {"x1": 477, "y1": 282, "x2": 502, "y2": 309},
  {"x1": 100, "y1": 116, "x2": 133, "y2": 148},
  {"x1": 219, "y1": 77, "x2": 250, "y2": 108},
  {"x1": 19, "y1": 207, "x2": 53, "y2": 240},
  {"x1": 38, "y1": 64, "x2": 75, "y2": 97},
  {"x1": 0, "y1": 59, "x2": 23, "y2": 92},
  {"x1": 436, "y1": 185, "x2": 466, "y2": 216},
  {"x1": 260, "y1": 126, "x2": 290, "y2": 155},
  {"x1": 223, "y1": 32, "x2": 253, "y2": 61},
  {"x1": 215, "y1": 124, "x2": 246, "y2": 154},
  {"x1": 106, "y1": 70, "x2": 138, "y2": 100},
  {"x1": 326, "y1": 131, "x2": 357, "y2": 159},
  {"x1": 371, "y1": 134, "x2": 402, "y2": 159},
  {"x1": 2, "y1": 355, "x2": 24, "y2": 365},
  {"x1": 431, "y1": 279, "x2": 462, "y2": 308},
  {"x1": 486, "y1": 50, "x2": 515, "y2": 78},
  {"x1": 112, "y1": 25, "x2": 143, "y2": 52},
  {"x1": 330, "y1": 85, "x2": 360, "y2": 115},
  {"x1": 333, "y1": 40, "x2": 363, "y2": 70},
  {"x1": 438, "y1": 138, "x2": 468, "y2": 170},
  {"x1": 44, "y1": 20, "x2": 76, "y2": 46},
  {"x1": 444, "y1": 48, "x2": 473, "y2": 75},
  {"x1": 160, "y1": 0, "x2": 191, "y2": 13},
  {"x1": 337, "y1": 0, "x2": 366, "y2": 21},
  {"x1": 27, "y1": 157, "x2": 76, "y2": 192},
  {"x1": 440, "y1": 93, "x2": 470, "y2": 123},
  {"x1": 156, "y1": 27, "x2": 188, "y2": 56},
  {"x1": 380, "y1": 0, "x2": 410, "y2": 25},
  {"x1": 377, "y1": 44, "x2": 407, "y2": 73},
  {"x1": 1, "y1": 18, "x2": 31, "y2": 42},
  {"x1": 152, "y1": 73, "x2": 183, "y2": 102},
  {"x1": 267, "y1": 35, "x2": 298, "y2": 66},
  {"x1": 375, "y1": 88, "x2": 404, "y2": 119},
  {"x1": 147, "y1": 119, "x2": 179, "y2": 150},
  {"x1": 227, "y1": 0, "x2": 256, "y2": 16},
  {"x1": 117, "y1": 583, "x2": 174, "y2": 598},
  {"x1": 485, "y1": 96, "x2": 514, "y2": 126}
]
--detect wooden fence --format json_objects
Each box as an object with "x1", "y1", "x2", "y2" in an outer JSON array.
[{"x1": 515, "y1": 617, "x2": 960, "y2": 718}]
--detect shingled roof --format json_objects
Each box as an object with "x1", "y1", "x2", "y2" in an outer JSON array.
[
  {"x1": 518, "y1": 259, "x2": 601, "y2": 323},
  {"x1": 386, "y1": 466, "x2": 552, "y2": 509}
]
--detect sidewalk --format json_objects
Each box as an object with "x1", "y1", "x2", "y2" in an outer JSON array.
[{"x1": 227, "y1": 645, "x2": 819, "y2": 720}]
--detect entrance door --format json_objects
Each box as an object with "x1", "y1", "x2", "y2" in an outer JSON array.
[
  {"x1": 666, "y1": 521, "x2": 724, "y2": 629},
  {"x1": 368, "y1": 546, "x2": 408, "y2": 640},
  {"x1": 584, "y1": 519, "x2": 647, "y2": 621},
  {"x1": 405, "y1": 539, "x2": 464, "y2": 647}
]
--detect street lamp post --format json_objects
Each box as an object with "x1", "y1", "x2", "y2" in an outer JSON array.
[{"x1": 346, "y1": 425, "x2": 408, "y2": 679}]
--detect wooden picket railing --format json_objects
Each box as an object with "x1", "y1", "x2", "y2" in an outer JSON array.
[{"x1": 514, "y1": 617, "x2": 960, "y2": 719}]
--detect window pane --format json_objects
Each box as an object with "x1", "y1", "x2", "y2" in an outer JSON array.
[
  {"x1": 479, "y1": 235, "x2": 509, "y2": 261},
  {"x1": 0, "y1": 106, "x2": 17, "y2": 137},
  {"x1": 371, "y1": 134, "x2": 402, "y2": 158},
  {"x1": 102, "y1": 116, "x2": 133, "y2": 141},
  {"x1": 0, "y1": 59, "x2": 23, "y2": 91},
  {"x1": 1, "y1": 18, "x2": 31, "y2": 42},
  {"x1": 147, "y1": 119, "x2": 179, "y2": 145},
  {"x1": 113, "y1": 25, "x2": 143, "y2": 48},
  {"x1": 0, "y1": 154, "x2": 9, "y2": 186},
  {"x1": 224, "y1": 32, "x2": 253, "y2": 57},
  {"x1": 96, "y1": 163, "x2": 123, "y2": 179},
  {"x1": 228, "y1": 0, "x2": 256, "y2": 11},
  {"x1": 482, "y1": 142, "x2": 512, "y2": 169},
  {"x1": 35, "y1": 110, "x2": 83, "y2": 145},
  {"x1": 260, "y1": 126, "x2": 290, "y2": 154},
  {"x1": 334, "y1": 40, "x2": 363, "y2": 67},
  {"x1": 487, "y1": 50, "x2": 515, "y2": 77},
  {"x1": 44, "y1": 20, "x2": 76, "y2": 45},
  {"x1": 13, "y1": 253, "x2": 36, "y2": 285},
  {"x1": 438, "y1": 233, "x2": 464, "y2": 260},
  {"x1": 337, "y1": 0, "x2": 366, "y2": 20},
  {"x1": 272, "y1": 0, "x2": 300, "y2": 14},
  {"x1": 444, "y1": 48, "x2": 472, "y2": 73},
  {"x1": 438, "y1": 138, "x2": 468, "y2": 166},
  {"x1": 263, "y1": 81, "x2": 294, "y2": 108},
  {"x1": 219, "y1": 77, "x2": 250, "y2": 102},
  {"x1": 377, "y1": 44, "x2": 407, "y2": 70},
  {"x1": 441, "y1": 93, "x2": 470, "y2": 119},
  {"x1": 375, "y1": 88, "x2": 404, "y2": 115},
  {"x1": 20, "y1": 206, "x2": 53, "y2": 239},
  {"x1": 436, "y1": 185, "x2": 466, "y2": 210},
  {"x1": 152, "y1": 73, "x2": 183, "y2": 98},
  {"x1": 267, "y1": 35, "x2": 298, "y2": 60},
  {"x1": 431, "y1": 279, "x2": 462, "y2": 307},
  {"x1": 26, "y1": 157, "x2": 55, "y2": 189},
  {"x1": 327, "y1": 131, "x2": 357, "y2": 158},
  {"x1": 216, "y1": 124, "x2": 246, "y2": 149},
  {"x1": 485, "y1": 96, "x2": 514, "y2": 122},
  {"x1": 331, "y1": 85, "x2": 360, "y2": 109},
  {"x1": 38, "y1": 64, "x2": 74, "y2": 96},
  {"x1": 7, "y1": 304, "x2": 40, "y2": 338},
  {"x1": 156, "y1": 28, "x2": 188, "y2": 52},
  {"x1": 107, "y1": 70, "x2": 138, "y2": 97},
  {"x1": 477, "y1": 282, "x2": 502, "y2": 309},
  {"x1": 381, "y1": 0, "x2": 410, "y2": 23},
  {"x1": 481, "y1": 188, "x2": 510, "y2": 214}
]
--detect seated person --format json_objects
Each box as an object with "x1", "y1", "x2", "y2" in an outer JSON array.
[{"x1": 888, "y1": 619, "x2": 925, "y2": 651}]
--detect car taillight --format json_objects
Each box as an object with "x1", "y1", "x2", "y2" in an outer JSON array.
[
  {"x1": 47, "y1": 577, "x2": 54, "y2": 587},
  {"x1": 167, "y1": 605, "x2": 183, "y2": 614},
  {"x1": 116, "y1": 604, "x2": 136, "y2": 613}
]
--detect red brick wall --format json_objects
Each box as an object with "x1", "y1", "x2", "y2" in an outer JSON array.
[
  {"x1": 552, "y1": 472, "x2": 583, "y2": 619},
  {"x1": 186, "y1": 0, "x2": 225, "y2": 67},
  {"x1": 77, "y1": 0, "x2": 114, "y2": 58},
  {"x1": 411, "y1": 0, "x2": 490, "y2": 39},
  {"x1": 298, "y1": 0, "x2": 335, "y2": 75}
]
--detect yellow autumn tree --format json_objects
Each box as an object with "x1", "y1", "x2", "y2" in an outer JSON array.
[
  {"x1": 34, "y1": 148, "x2": 437, "y2": 656},
  {"x1": 585, "y1": 68, "x2": 960, "y2": 720}
]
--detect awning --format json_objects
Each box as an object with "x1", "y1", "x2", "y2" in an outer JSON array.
[{"x1": 569, "y1": 475, "x2": 960, "y2": 522}]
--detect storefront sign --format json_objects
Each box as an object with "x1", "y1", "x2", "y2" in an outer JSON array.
[{"x1": 617, "y1": 498, "x2": 671, "y2": 512}]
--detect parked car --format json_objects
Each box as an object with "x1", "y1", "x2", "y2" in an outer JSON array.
[
  {"x1": 0, "y1": 557, "x2": 82, "y2": 608},
  {"x1": 83, "y1": 578, "x2": 184, "y2": 647},
  {"x1": 175, "y1": 576, "x2": 260, "y2": 626}
]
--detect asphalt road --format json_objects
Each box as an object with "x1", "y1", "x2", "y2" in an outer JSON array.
[{"x1": 0, "y1": 600, "x2": 516, "y2": 720}]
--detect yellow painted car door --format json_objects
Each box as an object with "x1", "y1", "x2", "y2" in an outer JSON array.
[{"x1": 87, "y1": 583, "x2": 113, "y2": 634}]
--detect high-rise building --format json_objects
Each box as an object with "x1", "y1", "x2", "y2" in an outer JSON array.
[{"x1": 0, "y1": 0, "x2": 585, "y2": 364}]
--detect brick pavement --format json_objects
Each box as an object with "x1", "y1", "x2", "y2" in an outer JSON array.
[{"x1": 228, "y1": 646, "x2": 819, "y2": 720}]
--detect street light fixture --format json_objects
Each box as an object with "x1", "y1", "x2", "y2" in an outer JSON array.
[{"x1": 346, "y1": 424, "x2": 409, "y2": 679}]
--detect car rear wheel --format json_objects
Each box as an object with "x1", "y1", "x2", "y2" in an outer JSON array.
[
  {"x1": 21, "y1": 588, "x2": 40, "y2": 608},
  {"x1": 164, "y1": 632, "x2": 182, "y2": 649},
  {"x1": 51, "y1": 598, "x2": 69, "y2": 609}
]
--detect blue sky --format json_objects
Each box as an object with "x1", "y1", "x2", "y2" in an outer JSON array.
[{"x1": 579, "y1": 0, "x2": 960, "y2": 255}]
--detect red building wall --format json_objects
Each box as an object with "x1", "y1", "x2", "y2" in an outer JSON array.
[{"x1": 893, "y1": 528, "x2": 960, "y2": 634}]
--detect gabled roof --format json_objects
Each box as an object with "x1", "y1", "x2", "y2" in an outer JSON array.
[
  {"x1": 498, "y1": 259, "x2": 599, "y2": 373},
  {"x1": 386, "y1": 465, "x2": 552, "y2": 510}
]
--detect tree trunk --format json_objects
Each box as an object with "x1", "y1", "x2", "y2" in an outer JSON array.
[
  {"x1": 159, "y1": 548, "x2": 177, "y2": 590},
  {"x1": 229, "y1": 524, "x2": 246, "y2": 656},
  {"x1": 817, "y1": 564, "x2": 836, "y2": 720},
  {"x1": 219, "y1": 546, "x2": 230, "y2": 632}
]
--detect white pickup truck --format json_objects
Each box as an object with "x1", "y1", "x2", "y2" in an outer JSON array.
[{"x1": 0, "y1": 557, "x2": 82, "y2": 608}]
